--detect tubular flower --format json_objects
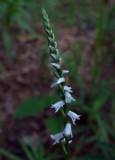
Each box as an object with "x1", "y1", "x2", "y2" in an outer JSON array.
[
  {"x1": 62, "y1": 70, "x2": 69, "y2": 75},
  {"x1": 50, "y1": 82, "x2": 57, "y2": 88},
  {"x1": 65, "y1": 91, "x2": 76, "y2": 103},
  {"x1": 51, "y1": 132, "x2": 63, "y2": 145},
  {"x1": 63, "y1": 123, "x2": 73, "y2": 138},
  {"x1": 67, "y1": 111, "x2": 80, "y2": 125},
  {"x1": 57, "y1": 77, "x2": 65, "y2": 84},
  {"x1": 64, "y1": 86, "x2": 73, "y2": 93},
  {"x1": 51, "y1": 100, "x2": 65, "y2": 112},
  {"x1": 51, "y1": 54, "x2": 58, "y2": 60},
  {"x1": 51, "y1": 63, "x2": 60, "y2": 69}
]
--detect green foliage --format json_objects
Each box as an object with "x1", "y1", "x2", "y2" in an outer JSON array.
[
  {"x1": 14, "y1": 95, "x2": 59, "y2": 118},
  {"x1": 0, "y1": 1, "x2": 115, "y2": 159},
  {"x1": 2, "y1": 31, "x2": 14, "y2": 60},
  {"x1": 0, "y1": 141, "x2": 52, "y2": 160},
  {"x1": 0, "y1": 0, "x2": 37, "y2": 60},
  {"x1": 64, "y1": 32, "x2": 114, "y2": 157},
  {"x1": 46, "y1": 116, "x2": 63, "y2": 133},
  {"x1": 0, "y1": 148, "x2": 22, "y2": 160}
]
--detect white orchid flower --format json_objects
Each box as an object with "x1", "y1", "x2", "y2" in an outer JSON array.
[
  {"x1": 65, "y1": 92, "x2": 76, "y2": 103},
  {"x1": 67, "y1": 111, "x2": 80, "y2": 125},
  {"x1": 50, "y1": 132, "x2": 63, "y2": 145},
  {"x1": 51, "y1": 63, "x2": 60, "y2": 69},
  {"x1": 64, "y1": 86, "x2": 73, "y2": 93},
  {"x1": 51, "y1": 100, "x2": 65, "y2": 112},
  {"x1": 57, "y1": 77, "x2": 65, "y2": 84},
  {"x1": 51, "y1": 54, "x2": 58, "y2": 60},
  {"x1": 63, "y1": 123, "x2": 73, "y2": 138},
  {"x1": 62, "y1": 70, "x2": 69, "y2": 75},
  {"x1": 56, "y1": 49, "x2": 59, "y2": 56},
  {"x1": 49, "y1": 45, "x2": 55, "y2": 52},
  {"x1": 50, "y1": 82, "x2": 57, "y2": 88}
]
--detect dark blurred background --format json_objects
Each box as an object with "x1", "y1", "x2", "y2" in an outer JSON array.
[{"x1": 0, "y1": 0, "x2": 115, "y2": 160}]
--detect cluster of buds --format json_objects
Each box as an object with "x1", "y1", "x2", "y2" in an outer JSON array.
[{"x1": 42, "y1": 9, "x2": 80, "y2": 154}]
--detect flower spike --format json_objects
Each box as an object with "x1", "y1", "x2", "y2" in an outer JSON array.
[{"x1": 42, "y1": 8, "x2": 81, "y2": 155}]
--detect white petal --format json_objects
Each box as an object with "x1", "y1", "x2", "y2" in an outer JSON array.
[
  {"x1": 48, "y1": 37, "x2": 54, "y2": 43},
  {"x1": 51, "y1": 63, "x2": 60, "y2": 69},
  {"x1": 49, "y1": 45, "x2": 55, "y2": 51},
  {"x1": 51, "y1": 100, "x2": 65, "y2": 112},
  {"x1": 62, "y1": 70, "x2": 69, "y2": 75},
  {"x1": 56, "y1": 49, "x2": 59, "y2": 56},
  {"x1": 69, "y1": 140, "x2": 72, "y2": 144},
  {"x1": 63, "y1": 123, "x2": 73, "y2": 138},
  {"x1": 46, "y1": 29, "x2": 52, "y2": 35},
  {"x1": 51, "y1": 132, "x2": 63, "y2": 145},
  {"x1": 65, "y1": 92, "x2": 76, "y2": 103},
  {"x1": 59, "y1": 57, "x2": 62, "y2": 63},
  {"x1": 67, "y1": 111, "x2": 80, "y2": 125},
  {"x1": 50, "y1": 82, "x2": 57, "y2": 88},
  {"x1": 52, "y1": 34, "x2": 55, "y2": 40},
  {"x1": 57, "y1": 77, "x2": 65, "y2": 84},
  {"x1": 64, "y1": 86, "x2": 73, "y2": 93},
  {"x1": 54, "y1": 41, "x2": 57, "y2": 48},
  {"x1": 51, "y1": 54, "x2": 57, "y2": 60}
]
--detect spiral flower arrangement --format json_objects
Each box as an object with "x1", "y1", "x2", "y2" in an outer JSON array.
[{"x1": 42, "y1": 9, "x2": 80, "y2": 157}]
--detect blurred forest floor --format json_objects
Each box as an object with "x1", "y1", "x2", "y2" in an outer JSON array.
[{"x1": 0, "y1": 0, "x2": 115, "y2": 160}]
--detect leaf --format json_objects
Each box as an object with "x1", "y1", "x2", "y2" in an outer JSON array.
[
  {"x1": 14, "y1": 95, "x2": 59, "y2": 118},
  {"x1": 0, "y1": 3, "x2": 8, "y2": 19},
  {"x1": 0, "y1": 148, "x2": 21, "y2": 160},
  {"x1": 96, "y1": 142, "x2": 115, "y2": 152},
  {"x1": 80, "y1": 154, "x2": 115, "y2": 160},
  {"x1": 14, "y1": 13, "x2": 38, "y2": 38},
  {"x1": 46, "y1": 116, "x2": 63, "y2": 133},
  {"x1": 19, "y1": 141, "x2": 35, "y2": 160},
  {"x1": 92, "y1": 91, "x2": 110, "y2": 112},
  {"x1": 2, "y1": 31, "x2": 13, "y2": 60}
]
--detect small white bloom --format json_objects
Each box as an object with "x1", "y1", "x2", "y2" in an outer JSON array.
[
  {"x1": 47, "y1": 34, "x2": 57, "y2": 42},
  {"x1": 56, "y1": 49, "x2": 59, "y2": 56},
  {"x1": 51, "y1": 63, "x2": 60, "y2": 69},
  {"x1": 54, "y1": 41, "x2": 57, "y2": 48},
  {"x1": 57, "y1": 77, "x2": 65, "y2": 84},
  {"x1": 69, "y1": 140, "x2": 72, "y2": 144},
  {"x1": 52, "y1": 34, "x2": 55, "y2": 40},
  {"x1": 59, "y1": 57, "x2": 62, "y2": 63},
  {"x1": 51, "y1": 54, "x2": 58, "y2": 60},
  {"x1": 65, "y1": 92, "x2": 76, "y2": 103},
  {"x1": 62, "y1": 70, "x2": 69, "y2": 75},
  {"x1": 49, "y1": 45, "x2": 55, "y2": 51},
  {"x1": 67, "y1": 111, "x2": 80, "y2": 125},
  {"x1": 46, "y1": 29, "x2": 53, "y2": 35},
  {"x1": 50, "y1": 132, "x2": 63, "y2": 145},
  {"x1": 51, "y1": 100, "x2": 65, "y2": 112},
  {"x1": 48, "y1": 37, "x2": 55, "y2": 44},
  {"x1": 63, "y1": 123, "x2": 73, "y2": 138},
  {"x1": 64, "y1": 86, "x2": 73, "y2": 93},
  {"x1": 50, "y1": 82, "x2": 57, "y2": 88}
]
